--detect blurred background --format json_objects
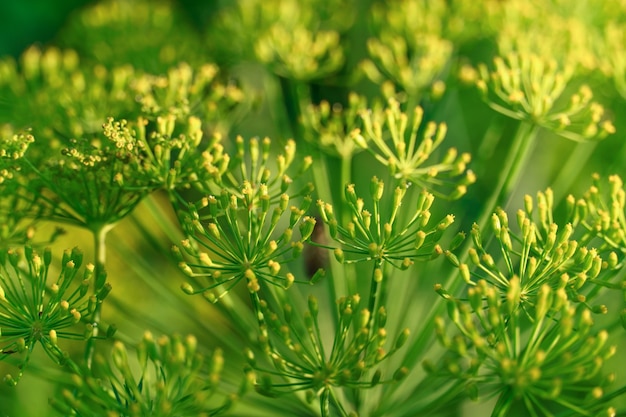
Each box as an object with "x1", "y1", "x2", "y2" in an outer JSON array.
[{"x1": 0, "y1": 1, "x2": 93, "y2": 57}]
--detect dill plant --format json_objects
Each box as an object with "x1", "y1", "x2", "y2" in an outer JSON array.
[{"x1": 1, "y1": 0, "x2": 626, "y2": 416}]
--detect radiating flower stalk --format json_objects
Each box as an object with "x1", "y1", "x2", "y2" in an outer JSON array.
[
  {"x1": 432, "y1": 182, "x2": 626, "y2": 415},
  {"x1": 0, "y1": 246, "x2": 112, "y2": 385},
  {"x1": 475, "y1": 53, "x2": 614, "y2": 142},
  {"x1": 246, "y1": 294, "x2": 410, "y2": 417},
  {"x1": 351, "y1": 98, "x2": 475, "y2": 200},
  {"x1": 316, "y1": 177, "x2": 456, "y2": 308},
  {"x1": 433, "y1": 279, "x2": 618, "y2": 417},
  {"x1": 177, "y1": 136, "x2": 318, "y2": 314},
  {"x1": 363, "y1": 0, "x2": 453, "y2": 99},
  {"x1": 50, "y1": 331, "x2": 253, "y2": 417}
]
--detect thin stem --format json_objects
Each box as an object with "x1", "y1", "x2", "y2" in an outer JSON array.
[
  {"x1": 550, "y1": 142, "x2": 598, "y2": 202},
  {"x1": 84, "y1": 223, "x2": 114, "y2": 370},
  {"x1": 367, "y1": 259, "x2": 384, "y2": 323},
  {"x1": 339, "y1": 153, "x2": 353, "y2": 225},
  {"x1": 476, "y1": 121, "x2": 539, "y2": 229}
]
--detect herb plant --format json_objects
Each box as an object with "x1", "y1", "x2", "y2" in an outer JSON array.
[{"x1": 1, "y1": 0, "x2": 626, "y2": 416}]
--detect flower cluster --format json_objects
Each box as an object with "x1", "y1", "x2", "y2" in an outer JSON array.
[
  {"x1": 432, "y1": 182, "x2": 626, "y2": 415},
  {"x1": 448, "y1": 207, "x2": 604, "y2": 305},
  {"x1": 57, "y1": 0, "x2": 206, "y2": 72},
  {"x1": 495, "y1": 0, "x2": 599, "y2": 71},
  {"x1": 209, "y1": 0, "x2": 354, "y2": 74},
  {"x1": 352, "y1": 98, "x2": 475, "y2": 199},
  {"x1": 130, "y1": 62, "x2": 249, "y2": 136},
  {"x1": 50, "y1": 332, "x2": 250, "y2": 416},
  {"x1": 178, "y1": 137, "x2": 318, "y2": 301},
  {"x1": 255, "y1": 26, "x2": 344, "y2": 81},
  {"x1": 299, "y1": 92, "x2": 368, "y2": 159},
  {"x1": 0, "y1": 246, "x2": 112, "y2": 385},
  {"x1": 247, "y1": 294, "x2": 409, "y2": 416},
  {"x1": 0, "y1": 46, "x2": 136, "y2": 144},
  {"x1": 474, "y1": 53, "x2": 615, "y2": 142},
  {"x1": 111, "y1": 114, "x2": 219, "y2": 194},
  {"x1": 569, "y1": 174, "x2": 626, "y2": 258},
  {"x1": 602, "y1": 22, "x2": 626, "y2": 99},
  {"x1": 23, "y1": 119, "x2": 154, "y2": 229},
  {"x1": 433, "y1": 279, "x2": 617, "y2": 416},
  {"x1": 0, "y1": 129, "x2": 61, "y2": 247},
  {"x1": 317, "y1": 177, "x2": 454, "y2": 269},
  {"x1": 362, "y1": 0, "x2": 453, "y2": 96}
]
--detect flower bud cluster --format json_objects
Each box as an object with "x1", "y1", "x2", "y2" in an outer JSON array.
[
  {"x1": 573, "y1": 174, "x2": 626, "y2": 257},
  {"x1": 50, "y1": 332, "x2": 251, "y2": 416},
  {"x1": 130, "y1": 62, "x2": 248, "y2": 136},
  {"x1": 495, "y1": 1, "x2": 599, "y2": 71},
  {"x1": 363, "y1": 0, "x2": 453, "y2": 95},
  {"x1": 352, "y1": 98, "x2": 475, "y2": 199},
  {"x1": 432, "y1": 278, "x2": 617, "y2": 416},
  {"x1": 209, "y1": 0, "x2": 353, "y2": 76},
  {"x1": 255, "y1": 25, "x2": 344, "y2": 81},
  {"x1": 0, "y1": 246, "x2": 111, "y2": 385},
  {"x1": 58, "y1": 0, "x2": 206, "y2": 72},
  {"x1": 602, "y1": 22, "x2": 626, "y2": 99},
  {"x1": 476, "y1": 52, "x2": 615, "y2": 142},
  {"x1": 178, "y1": 137, "x2": 318, "y2": 301},
  {"x1": 30, "y1": 118, "x2": 154, "y2": 228},
  {"x1": 246, "y1": 294, "x2": 409, "y2": 411},
  {"x1": 0, "y1": 129, "x2": 61, "y2": 247},
  {"x1": 299, "y1": 92, "x2": 368, "y2": 159},
  {"x1": 0, "y1": 46, "x2": 135, "y2": 144},
  {"x1": 197, "y1": 136, "x2": 313, "y2": 205},
  {"x1": 445, "y1": 201, "x2": 606, "y2": 315},
  {"x1": 317, "y1": 177, "x2": 454, "y2": 269}
]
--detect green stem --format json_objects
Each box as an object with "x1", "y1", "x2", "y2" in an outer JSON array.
[
  {"x1": 550, "y1": 142, "x2": 598, "y2": 202},
  {"x1": 277, "y1": 75, "x2": 310, "y2": 139},
  {"x1": 475, "y1": 121, "x2": 539, "y2": 230},
  {"x1": 340, "y1": 153, "x2": 352, "y2": 225},
  {"x1": 367, "y1": 259, "x2": 384, "y2": 322},
  {"x1": 84, "y1": 223, "x2": 114, "y2": 370}
]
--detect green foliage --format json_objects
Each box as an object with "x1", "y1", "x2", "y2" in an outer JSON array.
[{"x1": 1, "y1": 0, "x2": 626, "y2": 416}]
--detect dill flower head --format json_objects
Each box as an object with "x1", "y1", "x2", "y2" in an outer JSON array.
[
  {"x1": 0, "y1": 128, "x2": 62, "y2": 247},
  {"x1": 432, "y1": 279, "x2": 617, "y2": 416},
  {"x1": 475, "y1": 52, "x2": 615, "y2": 142},
  {"x1": 351, "y1": 98, "x2": 475, "y2": 199},
  {"x1": 495, "y1": 0, "x2": 599, "y2": 71},
  {"x1": 299, "y1": 92, "x2": 368, "y2": 159},
  {"x1": 130, "y1": 62, "x2": 249, "y2": 136},
  {"x1": 0, "y1": 46, "x2": 135, "y2": 142},
  {"x1": 178, "y1": 137, "x2": 317, "y2": 302},
  {"x1": 444, "y1": 195, "x2": 607, "y2": 317},
  {"x1": 435, "y1": 186, "x2": 625, "y2": 415},
  {"x1": 362, "y1": 0, "x2": 453, "y2": 96},
  {"x1": 57, "y1": 0, "x2": 206, "y2": 72},
  {"x1": 0, "y1": 246, "x2": 111, "y2": 386},
  {"x1": 570, "y1": 174, "x2": 626, "y2": 259},
  {"x1": 246, "y1": 294, "x2": 409, "y2": 415},
  {"x1": 24, "y1": 118, "x2": 155, "y2": 229},
  {"x1": 601, "y1": 22, "x2": 626, "y2": 99},
  {"x1": 317, "y1": 177, "x2": 455, "y2": 269},
  {"x1": 208, "y1": 0, "x2": 354, "y2": 68},
  {"x1": 255, "y1": 24, "x2": 344, "y2": 81},
  {"x1": 50, "y1": 332, "x2": 251, "y2": 416}
]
